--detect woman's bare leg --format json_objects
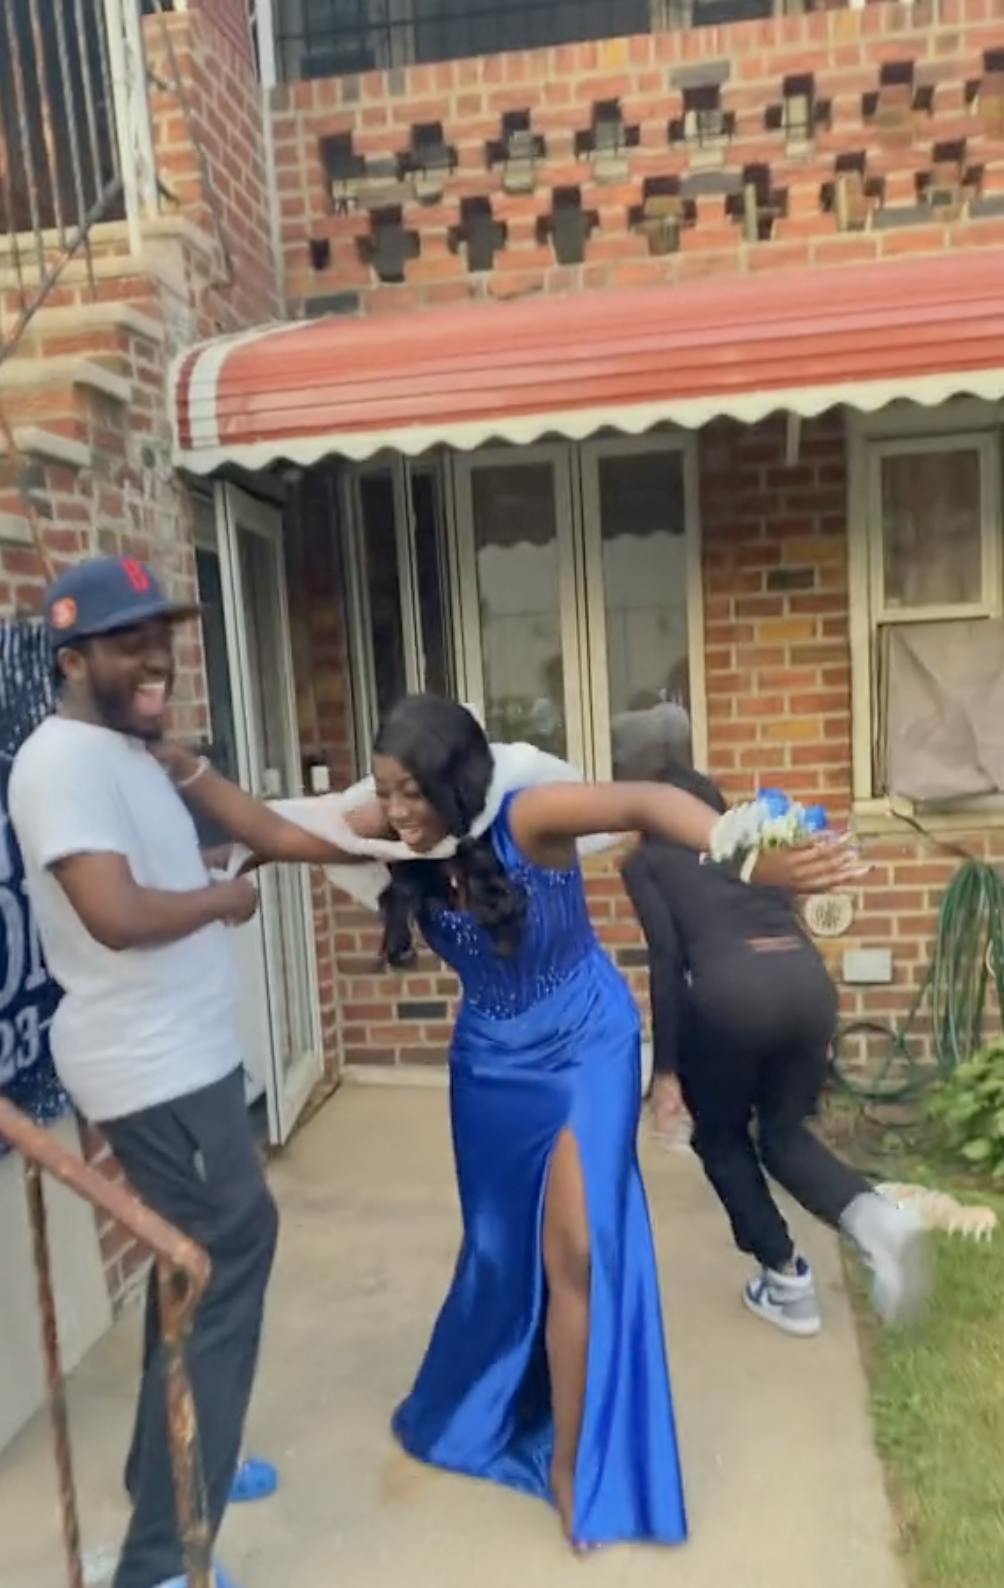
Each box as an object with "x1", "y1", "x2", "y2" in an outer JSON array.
[{"x1": 542, "y1": 1128, "x2": 591, "y2": 1547}]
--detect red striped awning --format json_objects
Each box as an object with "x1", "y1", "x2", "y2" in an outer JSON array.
[{"x1": 171, "y1": 249, "x2": 1004, "y2": 473}]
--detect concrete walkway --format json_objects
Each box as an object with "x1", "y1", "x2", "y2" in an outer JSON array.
[{"x1": 0, "y1": 1086, "x2": 905, "y2": 1588}]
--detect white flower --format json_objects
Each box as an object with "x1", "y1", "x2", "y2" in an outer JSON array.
[{"x1": 709, "y1": 796, "x2": 816, "y2": 862}]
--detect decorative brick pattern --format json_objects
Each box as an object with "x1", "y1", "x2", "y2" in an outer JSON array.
[{"x1": 274, "y1": 0, "x2": 1004, "y2": 316}]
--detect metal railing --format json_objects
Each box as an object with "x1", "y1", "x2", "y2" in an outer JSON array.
[
  {"x1": 0, "y1": 1098, "x2": 212, "y2": 1588},
  {"x1": 276, "y1": 0, "x2": 784, "y2": 81},
  {"x1": 0, "y1": 0, "x2": 157, "y2": 365}
]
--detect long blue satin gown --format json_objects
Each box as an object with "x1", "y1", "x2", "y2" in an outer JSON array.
[{"x1": 392, "y1": 795, "x2": 688, "y2": 1548}]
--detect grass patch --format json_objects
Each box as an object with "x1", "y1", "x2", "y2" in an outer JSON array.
[{"x1": 832, "y1": 1100, "x2": 1004, "y2": 1588}]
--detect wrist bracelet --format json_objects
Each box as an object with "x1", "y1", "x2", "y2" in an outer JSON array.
[{"x1": 176, "y1": 755, "x2": 209, "y2": 791}]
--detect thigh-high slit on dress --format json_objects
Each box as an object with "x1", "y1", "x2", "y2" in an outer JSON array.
[{"x1": 392, "y1": 795, "x2": 687, "y2": 1549}]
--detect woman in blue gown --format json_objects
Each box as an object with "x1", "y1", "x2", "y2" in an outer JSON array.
[
  {"x1": 158, "y1": 695, "x2": 857, "y2": 1552},
  {"x1": 361, "y1": 698, "x2": 854, "y2": 1550}
]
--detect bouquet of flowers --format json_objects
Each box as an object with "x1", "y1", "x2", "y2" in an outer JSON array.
[{"x1": 707, "y1": 787, "x2": 830, "y2": 883}]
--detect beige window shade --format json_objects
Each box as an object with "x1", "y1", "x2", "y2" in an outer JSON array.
[{"x1": 879, "y1": 618, "x2": 1004, "y2": 802}]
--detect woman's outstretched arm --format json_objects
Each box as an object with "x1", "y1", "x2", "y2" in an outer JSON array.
[
  {"x1": 152, "y1": 742, "x2": 390, "y2": 865},
  {"x1": 510, "y1": 780, "x2": 864, "y2": 894}
]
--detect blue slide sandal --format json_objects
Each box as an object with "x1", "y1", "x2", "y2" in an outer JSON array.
[{"x1": 229, "y1": 1457, "x2": 279, "y2": 1504}]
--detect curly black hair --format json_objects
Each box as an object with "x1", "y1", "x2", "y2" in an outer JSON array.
[{"x1": 373, "y1": 695, "x2": 528, "y2": 968}]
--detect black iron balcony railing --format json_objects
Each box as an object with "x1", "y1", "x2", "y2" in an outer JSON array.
[{"x1": 275, "y1": 0, "x2": 780, "y2": 84}]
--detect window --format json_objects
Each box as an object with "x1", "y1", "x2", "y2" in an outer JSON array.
[
  {"x1": 342, "y1": 435, "x2": 705, "y2": 779},
  {"x1": 849, "y1": 414, "x2": 1003, "y2": 806},
  {"x1": 872, "y1": 440, "x2": 995, "y2": 620},
  {"x1": 461, "y1": 455, "x2": 572, "y2": 759},
  {"x1": 341, "y1": 455, "x2": 457, "y2": 764},
  {"x1": 272, "y1": 0, "x2": 770, "y2": 83}
]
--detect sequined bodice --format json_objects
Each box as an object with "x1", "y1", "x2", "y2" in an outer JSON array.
[{"x1": 420, "y1": 794, "x2": 598, "y2": 1020}]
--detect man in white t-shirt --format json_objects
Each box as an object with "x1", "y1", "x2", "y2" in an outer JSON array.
[{"x1": 10, "y1": 556, "x2": 268, "y2": 1588}]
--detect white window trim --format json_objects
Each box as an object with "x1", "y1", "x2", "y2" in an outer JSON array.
[{"x1": 846, "y1": 403, "x2": 1004, "y2": 820}]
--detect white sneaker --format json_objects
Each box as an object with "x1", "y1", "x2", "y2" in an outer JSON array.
[
  {"x1": 744, "y1": 1256, "x2": 821, "y2": 1337},
  {"x1": 841, "y1": 1191, "x2": 930, "y2": 1325}
]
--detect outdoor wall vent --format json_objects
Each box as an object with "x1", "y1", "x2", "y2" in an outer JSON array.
[
  {"x1": 575, "y1": 101, "x2": 640, "y2": 185},
  {"x1": 486, "y1": 110, "x2": 546, "y2": 194},
  {"x1": 448, "y1": 196, "x2": 508, "y2": 273},
  {"x1": 628, "y1": 176, "x2": 696, "y2": 256},
  {"x1": 320, "y1": 133, "x2": 366, "y2": 213},
  {"x1": 965, "y1": 50, "x2": 1004, "y2": 138},
  {"x1": 863, "y1": 62, "x2": 933, "y2": 131},
  {"x1": 357, "y1": 206, "x2": 420, "y2": 283},
  {"x1": 670, "y1": 84, "x2": 735, "y2": 169},
  {"x1": 820, "y1": 151, "x2": 883, "y2": 232},
  {"x1": 916, "y1": 140, "x2": 982, "y2": 220},
  {"x1": 764, "y1": 75, "x2": 831, "y2": 152},
  {"x1": 536, "y1": 187, "x2": 598, "y2": 266},
  {"x1": 400, "y1": 122, "x2": 458, "y2": 204},
  {"x1": 308, "y1": 237, "x2": 331, "y2": 272},
  {"x1": 725, "y1": 164, "x2": 787, "y2": 242}
]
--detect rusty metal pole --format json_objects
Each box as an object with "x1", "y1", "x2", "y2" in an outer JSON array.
[
  {"x1": 0, "y1": 1100, "x2": 213, "y2": 1588},
  {"x1": 23, "y1": 1160, "x2": 85, "y2": 1588},
  {"x1": 158, "y1": 1260, "x2": 213, "y2": 1588}
]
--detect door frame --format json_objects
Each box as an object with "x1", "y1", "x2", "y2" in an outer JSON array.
[
  {"x1": 192, "y1": 493, "x2": 269, "y2": 1110},
  {"x1": 215, "y1": 482, "x2": 323, "y2": 1144}
]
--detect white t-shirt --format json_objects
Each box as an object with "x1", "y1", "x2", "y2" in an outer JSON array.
[{"x1": 9, "y1": 715, "x2": 241, "y2": 1123}]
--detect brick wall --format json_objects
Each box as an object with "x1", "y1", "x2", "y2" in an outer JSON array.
[
  {"x1": 701, "y1": 414, "x2": 852, "y2": 812},
  {"x1": 274, "y1": 0, "x2": 1004, "y2": 317},
  {"x1": 144, "y1": 6, "x2": 279, "y2": 331},
  {"x1": 696, "y1": 411, "x2": 998, "y2": 1058}
]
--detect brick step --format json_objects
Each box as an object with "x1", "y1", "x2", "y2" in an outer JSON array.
[
  {"x1": 11, "y1": 302, "x2": 164, "y2": 363},
  {"x1": 0, "y1": 424, "x2": 92, "y2": 470},
  {"x1": 0, "y1": 215, "x2": 214, "y2": 338},
  {"x1": 0, "y1": 356, "x2": 130, "y2": 434}
]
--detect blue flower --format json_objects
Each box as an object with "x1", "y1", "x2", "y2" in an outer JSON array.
[
  {"x1": 758, "y1": 788, "x2": 791, "y2": 818},
  {"x1": 802, "y1": 804, "x2": 829, "y2": 834}
]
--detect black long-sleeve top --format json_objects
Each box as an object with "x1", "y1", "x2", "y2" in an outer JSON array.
[{"x1": 621, "y1": 773, "x2": 805, "y2": 1075}]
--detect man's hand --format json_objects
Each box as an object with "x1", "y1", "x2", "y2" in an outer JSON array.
[
  {"x1": 751, "y1": 838, "x2": 868, "y2": 895},
  {"x1": 202, "y1": 843, "x2": 236, "y2": 874},
  {"x1": 149, "y1": 738, "x2": 202, "y2": 785},
  {"x1": 651, "y1": 1073, "x2": 687, "y2": 1138},
  {"x1": 52, "y1": 852, "x2": 258, "y2": 950},
  {"x1": 214, "y1": 876, "x2": 259, "y2": 927}
]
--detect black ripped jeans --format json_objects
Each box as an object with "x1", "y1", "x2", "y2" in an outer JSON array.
[{"x1": 678, "y1": 942, "x2": 869, "y2": 1272}]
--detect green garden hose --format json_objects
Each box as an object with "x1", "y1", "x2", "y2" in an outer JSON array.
[{"x1": 830, "y1": 858, "x2": 1004, "y2": 1104}]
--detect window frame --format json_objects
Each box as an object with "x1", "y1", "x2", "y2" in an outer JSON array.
[
  {"x1": 847, "y1": 404, "x2": 1004, "y2": 812},
  {"x1": 450, "y1": 441, "x2": 587, "y2": 773},
  {"x1": 340, "y1": 433, "x2": 706, "y2": 781},
  {"x1": 578, "y1": 432, "x2": 706, "y2": 781},
  {"x1": 339, "y1": 450, "x2": 453, "y2": 768}
]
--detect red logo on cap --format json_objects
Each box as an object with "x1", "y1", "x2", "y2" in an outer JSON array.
[
  {"x1": 121, "y1": 558, "x2": 151, "y2": 593},
  {"x1": 51, "y1": 597, "x2": 78, "y2": 630}
]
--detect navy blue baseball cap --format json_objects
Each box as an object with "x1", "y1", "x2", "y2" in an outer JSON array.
[{"x1": 45, "y1": 556, "x2": 199, "y2": 652}]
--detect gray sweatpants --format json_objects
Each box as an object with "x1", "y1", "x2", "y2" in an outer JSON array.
[{"x1": 102, "y1": 1068, "x2": 279, "y2": 1588}]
